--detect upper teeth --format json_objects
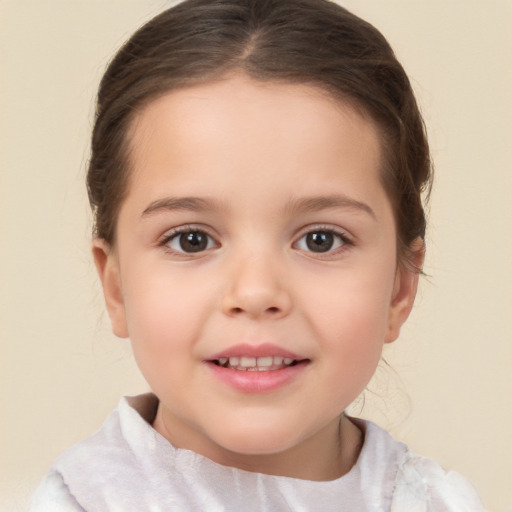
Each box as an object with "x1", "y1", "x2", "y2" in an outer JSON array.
[{"x1": 217, "y1": 356, "x2": 295, "y2": 371}]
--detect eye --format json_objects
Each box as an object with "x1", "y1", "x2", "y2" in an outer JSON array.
[
  {"x1": 295, "y1": 230, "x2": 347, "y2": 253},
  {"x1": 165, "y1": 229, "x2": 217, "y2": 253}
]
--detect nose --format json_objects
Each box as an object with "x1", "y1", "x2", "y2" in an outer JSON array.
[{"x1": 221, "y1": 252, "x2": 292, "y2": 320}]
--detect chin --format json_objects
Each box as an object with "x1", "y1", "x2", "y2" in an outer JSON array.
[
  {"x1": 207, "y1": 420, "x2": 307, "y2": 457},
  {"x1": 223, "y1": 437, "x2": 292, "y2": 456}
]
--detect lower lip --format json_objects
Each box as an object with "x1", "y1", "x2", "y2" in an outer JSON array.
[{"x1": 205, "y1": 361, "x2": 308, "y2": 393}]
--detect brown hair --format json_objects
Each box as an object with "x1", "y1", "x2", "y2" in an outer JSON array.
[{"x1": 87, "y1": 0, "x2": 432, "y2": 268}]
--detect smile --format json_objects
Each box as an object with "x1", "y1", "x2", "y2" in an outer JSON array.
[
  {"x1": 213, "y1": 356, "x2": 298, "y2": 371},
  {"x1": 206, "y1": 344, "x2": 309, "y2": 393}
]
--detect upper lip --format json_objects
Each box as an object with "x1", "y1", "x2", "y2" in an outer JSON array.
[{"x1": 208, "y1": 343, "x2": 305, "y2": 361}]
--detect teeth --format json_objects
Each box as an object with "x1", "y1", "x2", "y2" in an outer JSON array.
[
  {"x1": 217, "y1": 355, "x2": 297, "y2": 371},
  {"x1": 257, "y1": 356, "x2": 273, "y2": 367},
  {"x1": 240, "y1": 356, "x2": 256, "y2": 367}
]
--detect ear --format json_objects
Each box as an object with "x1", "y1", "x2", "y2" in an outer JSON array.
[
  {"x1": 92, "y1": 239, "x2": 129, "y2": 339},
  {"x1": 385, "y1": 238, "x2": 425, "y2": 343}
]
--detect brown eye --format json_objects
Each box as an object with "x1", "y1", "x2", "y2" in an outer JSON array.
[
  {"x1": 167, "y1": 230, "x2": 215, "y2": 253},
  {"x1": 306, "y1": 232, "x2": 334, "y2": 252},
  {"x1": 295, "y1": 230, "x2": 345, "y2": 253}
]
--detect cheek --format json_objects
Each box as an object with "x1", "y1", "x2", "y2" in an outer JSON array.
[
  {"x1": 321, "y1": 297, "x2": 388, "y2": 371},
  {"x1": 121, "y1": 265, "x2": 211, "y2": 363},
  {"x1": 301, "y1": 267, "x2": 394, "y2": 385},
  {"x1": 303, "y1": 260, "x2": 394, "y2": 337}
]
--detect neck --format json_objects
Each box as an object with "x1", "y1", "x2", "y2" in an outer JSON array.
[{"x1": 153, "y1": 407, "x2": 363, "y2": 481}]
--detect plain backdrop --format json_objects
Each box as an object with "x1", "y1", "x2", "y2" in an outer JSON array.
[{"x1": 1, "y1": 1, "x2": 511, "y2": 510}]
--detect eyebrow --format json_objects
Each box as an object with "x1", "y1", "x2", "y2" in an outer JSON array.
[
  {"x1": 141, "y1": 196, "x2": 224, "y2": 217},
  {"x1": 285, "y1": 194, "x2": 376, "y2": 219},
  {"x1": 141, "y1": 194, "x2": 376, "y2": 219}
]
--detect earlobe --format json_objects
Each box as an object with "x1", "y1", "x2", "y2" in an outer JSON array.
[
  {"x1": 92, "y1": 239, "x2": 129, "y2": 339},
  {"x1": 385, "y1": 238, "x2": 425, "y2": 343}
]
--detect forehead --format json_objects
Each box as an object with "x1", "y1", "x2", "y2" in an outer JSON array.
[{"x1": 125, "y1": 74, "x2": 385, "y2": 206}]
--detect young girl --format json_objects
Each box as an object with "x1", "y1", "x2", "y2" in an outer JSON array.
[{"x1": 31, "y1": 0, "x2": 484, "y2": 510}]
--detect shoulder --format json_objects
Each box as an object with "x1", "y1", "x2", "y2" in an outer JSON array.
[
  {"x1": 31, "y1": 394, "x2": 164, "y2": 510},
  {"x1": 54, "y1": 393, "x2": 159, "y2": 469},
  {"x1": 352, "y1": 419, "x2": 485, "y2": 511},
  {"x1": 30, "y1": 471, "x2": 84, "y2": 512},
  {"x1": 392, "y1": 449, "x2": 485, "y2": 511}
]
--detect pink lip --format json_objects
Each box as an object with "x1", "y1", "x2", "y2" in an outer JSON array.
[
  {"x1": 205, "y1": 343, "x2": 309, "y2": 393},
  {"x1": 209, "y1": 343, "x2": 302, "y2": 361}
]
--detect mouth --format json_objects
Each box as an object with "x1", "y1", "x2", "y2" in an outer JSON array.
[
  {"x1": 206, "y1": 343, "x2": 310, "y2": 391},
  {"x1": 206, "y1": 345, "x2": 309, "y2": 392},
  {"x1": 211, "y1": 356, "x2": 302, "y2": 372}
]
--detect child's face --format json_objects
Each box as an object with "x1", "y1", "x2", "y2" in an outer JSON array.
[{"x1": 95, "y1": 74, "x2": 419, "y2": 474}]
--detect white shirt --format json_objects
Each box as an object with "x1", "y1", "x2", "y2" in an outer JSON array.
[{"x1": 31, "y1": 393, "x2": 484, "y2": 511}]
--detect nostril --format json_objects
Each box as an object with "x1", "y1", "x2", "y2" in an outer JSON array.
[{"x1": 267, "y1": 306, "x2": 280, "y2": 314}]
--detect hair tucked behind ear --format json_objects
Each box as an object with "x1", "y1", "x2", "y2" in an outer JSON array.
[{"x1": 87, "y1": 0, "x2": 432, "y2": 270}]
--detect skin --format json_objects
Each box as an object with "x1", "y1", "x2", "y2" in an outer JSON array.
[{"x1": 93, "y1": 74, "x2": 422, "y2": 481}]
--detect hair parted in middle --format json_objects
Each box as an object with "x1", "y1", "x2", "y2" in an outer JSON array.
[{"x1": 87, "y1": 0, "x2": 432, "y2": 269}]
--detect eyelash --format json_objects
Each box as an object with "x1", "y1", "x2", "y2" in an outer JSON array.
[
  {"x1": 159, "y1": 225, "x2": 218, "y2": 256},
  {"x1": 158, "y1": 225, "x2": 354, "y2": 256},
  {"x1": 293, "y1": 225, "x2": 354, "y2": 256}
]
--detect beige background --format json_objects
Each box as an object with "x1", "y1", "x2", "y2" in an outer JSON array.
[{"x1": 1, "y1": 1, "x2": 511, "y2": 510}]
